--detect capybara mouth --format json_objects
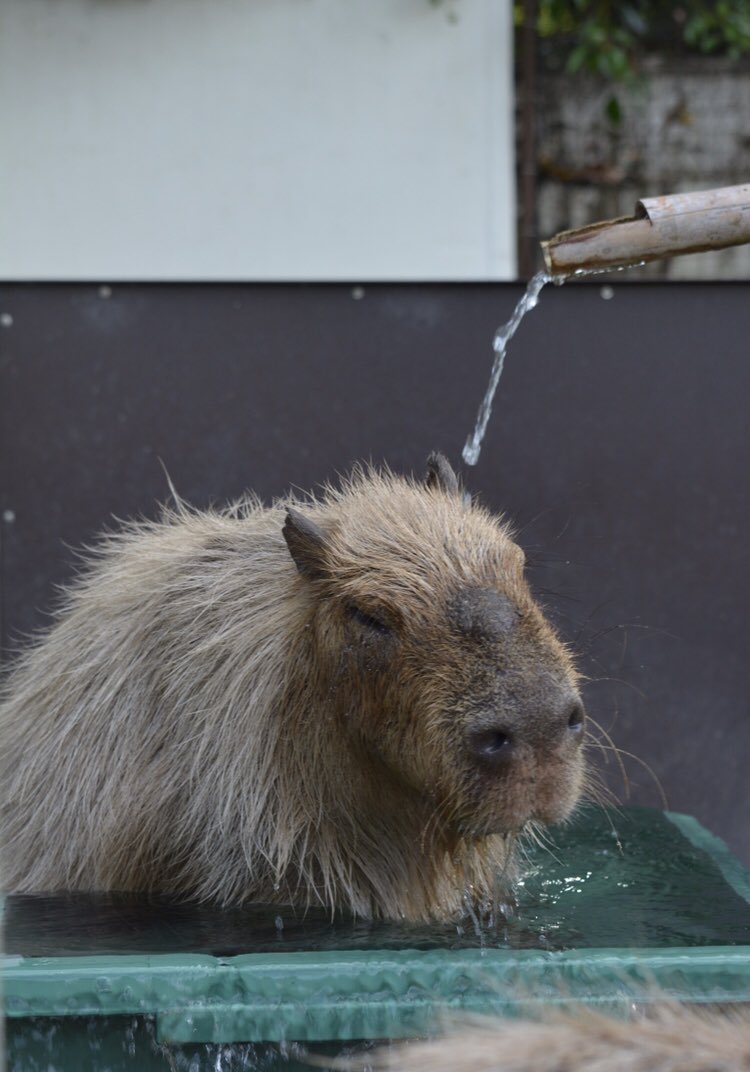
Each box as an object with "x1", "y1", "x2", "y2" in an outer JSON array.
[
  {"x1": 465, "y1": 803, "x2": 579, "y2": 841},
  {"x1": 461, "y1": 798, "x2": 578, "y2": 839},
  {"x1": 457, "y1": 747, "x2": 586, "y2": 839}
]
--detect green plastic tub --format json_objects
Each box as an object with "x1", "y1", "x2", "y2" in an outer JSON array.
[{"x1": 4, "y1": 805, "x2": 750, "y2": 1070}]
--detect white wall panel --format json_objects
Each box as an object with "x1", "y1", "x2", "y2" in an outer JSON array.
[{"x1": 0, "y1": 0, "x2": 516, "y2": 280}]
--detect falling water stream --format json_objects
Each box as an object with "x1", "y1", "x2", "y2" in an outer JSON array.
[
  {"x1": 462, "y1": 269, "x2": 552, "y2": 466},
  {"x1": 462, "y1": 264, "x2": 644, "y2": 466}
]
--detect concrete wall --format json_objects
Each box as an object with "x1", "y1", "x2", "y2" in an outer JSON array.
[
  {"x1": 0, "y1": 0, "x2": 516, "y2": 282},
  {"x1": 534, "y1": 58, "x2": 750, "y2": 279}
]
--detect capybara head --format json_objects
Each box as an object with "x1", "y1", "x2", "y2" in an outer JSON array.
[
  {"x1": 0, "y1": 452, "x2": 586, "y2": 920},
  {"x1": 283, "y1": 453, "x2": 585, "y2": 845}
]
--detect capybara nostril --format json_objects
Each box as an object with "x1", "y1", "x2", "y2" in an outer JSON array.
[
  {"x1": 565, "y1": 700, "x2": 586, "y2": 744},
  {"x1": 467, "y1": 726, "x2": 515, "y2": 767},
  {"x1": 543, "y1": 691, "x2": 585, "y2": 744}
]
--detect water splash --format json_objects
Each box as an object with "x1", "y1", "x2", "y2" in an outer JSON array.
[
  {"x1": 460, "y1": 841, "x2": 516, "y2": 945},
  {"x1": 462, "y1": 270, "x2": 551, "y2": 466}
]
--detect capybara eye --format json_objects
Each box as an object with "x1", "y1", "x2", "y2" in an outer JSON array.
[{"x1": 345, "y1": 604, "x2": 391, "y2": 636}]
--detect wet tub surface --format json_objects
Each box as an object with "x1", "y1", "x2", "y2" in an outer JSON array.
[
  {"x1": 4, "y1": 805, "x2": 750, "y2": 1056},
  {"x1": 5, "y1": 804, "x2": 750, "y2": 957}
]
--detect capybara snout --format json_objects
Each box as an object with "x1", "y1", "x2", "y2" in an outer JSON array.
[{"x1": 0, "y1": 453, "x2": 586, "y2": 920}]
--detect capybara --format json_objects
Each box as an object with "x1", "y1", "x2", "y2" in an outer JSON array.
[
  {"x1": 0, "y1": 455, "x2": 585, "y2": 920},
  {"x1": 376, "y1": 1004, "x2": 750, "y2": 1072}
]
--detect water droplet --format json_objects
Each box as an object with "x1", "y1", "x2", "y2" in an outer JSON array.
[
  {"x1": 1, "y1": 312, "x2": 13, "y2": 328},
  {"x1": 3, "y1": 509, "x2": 15, "y2": 524},
  {"x1": 99, "y1": 284, "x2": 112, "y2": 299},
  {"x1": 600, "y1": 285, "x2": 614, "y2": 300},
  {"x1": 351, "y1": 286, "x2": 365, "y2": 300}
]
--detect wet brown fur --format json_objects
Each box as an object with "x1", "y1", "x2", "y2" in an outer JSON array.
[
  {"x1": 0, "y1": 460, "x2": 584, "y2": 919},
  {"x1": 376, "y1": 1004, "x2": 750, "y2": 1072}
]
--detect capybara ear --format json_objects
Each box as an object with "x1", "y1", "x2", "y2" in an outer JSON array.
[
  {"x1": 282, "y1": 508, "x2": 330, "y2": 580},
  {"x1": 425, "y1": 452, "x2": 460, "y2": 496}
]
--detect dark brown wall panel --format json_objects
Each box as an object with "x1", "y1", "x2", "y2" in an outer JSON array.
[{"x1": 1, "y1": 281, "x2": 748, "y2": 862}]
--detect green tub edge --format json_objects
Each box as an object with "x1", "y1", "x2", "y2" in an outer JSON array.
[
  {"x1": 5, "y1": 944, "x2": 750, "y2": 1043},
  {"x1": 4, "y1": 807, "x2": 750, "y2": 1044},
  {"x1": 665, "y1": 809, "x2": 750, "y2": 903}
]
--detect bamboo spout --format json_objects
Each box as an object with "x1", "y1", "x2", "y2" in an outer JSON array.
[{"x1": 541, "y1": 184, "x2": 750, "y2": 275}]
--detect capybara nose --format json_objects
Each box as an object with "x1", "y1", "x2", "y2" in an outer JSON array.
[
  {"x1": 466, "y1": 725, "x2": 516, "y2": 769},
  {"x1": 467, "y1": 695, "x2": 585, "y2": 768}
]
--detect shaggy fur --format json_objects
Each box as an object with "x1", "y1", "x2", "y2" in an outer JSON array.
[
  {"x1": 0, "y1": 458, "x2": 584, "y2": 919},
  {"x1": 377, "y1": 1005, "x2": 750, "y2": 1072}
]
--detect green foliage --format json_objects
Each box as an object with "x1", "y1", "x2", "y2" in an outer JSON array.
[
  {"x1": 519, "y1": 1, "x2": 750, "y2": 82},
  {"x1": 683, "y1": 1, "x2": 750, "y2": 58}
]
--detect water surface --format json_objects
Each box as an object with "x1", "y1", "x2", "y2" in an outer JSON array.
[{"x1": 6, "y1": 806, "x2": 750, "y2": 957}]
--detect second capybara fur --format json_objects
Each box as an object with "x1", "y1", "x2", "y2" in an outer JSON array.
[
  {"x1": 376, "y1": 1004, "x2": 750, "y2": 1072},
  {"x1": 0, "y1": 455, "x2": 586, "y2": 920}
]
